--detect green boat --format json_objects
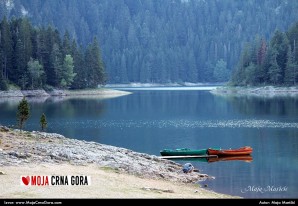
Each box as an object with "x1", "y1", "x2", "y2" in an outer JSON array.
[
  {"x1": 160, "y1": 148, "x2": 208, "y2": 156},
  {"x1": 160, "y1": 147, "x2": 221, "y2": 156}
]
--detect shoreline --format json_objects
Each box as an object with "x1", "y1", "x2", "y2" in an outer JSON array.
[
  {"x1": 105, "y1": 82, "x2": 223, "y2": 88},
  {"x1": 0, "y1": 88, "x2": 132, "y2": 104},
  {"x1": 0, "y1": 88, "x2": 132, "y2": 99},
  {"x1": 0, "y1": 126, "x2": 236, "y2": 198},
  {"x1": 211, "y1": 86, "x2": 298, "y2": 97}
]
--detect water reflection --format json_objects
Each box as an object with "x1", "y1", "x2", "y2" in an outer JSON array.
[
  {"x1": 169, "y1": 155, "x2": 253, "y2": 164},
  {"x1": 216, "y1": 95, "x2": 298, "y2": 118},
  {"x1": 0, "y1": 97, "x2": 106, "y2": 132},
  {"x1": 207, "y1": 155, "x2": 253, "y2": 163}
]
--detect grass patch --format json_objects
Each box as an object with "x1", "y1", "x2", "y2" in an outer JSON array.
[{"x1": 100, "y1": 166, "x2": 120, "y2": 173}]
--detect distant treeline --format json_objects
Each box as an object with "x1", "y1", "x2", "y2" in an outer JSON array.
[
  {"x1": 0, "y1": 17, "x2": 106, "y2": 91},
  {"x1": 1, "y1": 0, "x2": 298, "y2": 84},
  {"x1": 230, "y1": 22, "x2": 298, "y2": 86}
]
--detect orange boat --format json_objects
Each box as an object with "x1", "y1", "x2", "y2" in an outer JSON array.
[
  {"x1": 207, "y1": 146, "x2": 253, "y2": 156},
  {"x1": 208, "y1": 155, "x2": 253, "y2": 163}
]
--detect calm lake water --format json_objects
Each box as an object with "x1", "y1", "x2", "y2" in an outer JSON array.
[{"x1": 0, "y1": 87, "x2": 297, "y2": 198}]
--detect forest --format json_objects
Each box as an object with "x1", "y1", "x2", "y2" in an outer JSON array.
[
  {"x1": 1, "y1": 0, "x2": 298, "y2": 84},
  {"x1": 230, "y1": 22, "x2": 298, "y2": 86},
  {"x1": 0, "y1": 17, "x2": 106, "y2": 90}
]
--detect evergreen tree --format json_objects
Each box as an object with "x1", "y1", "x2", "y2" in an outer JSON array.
[
  {"x1": 85, "y1": 37, "x2": 106, "y2": 88},
  {"x1": 245, "y1": 63, "x2": 258, "y2": 86},
  {"x1": 284, "y1": 46, "x2": 297, "y2": 85},
  {"x1": 60, "y1": 54, "x2": 76, "y2": 88},
  {"x1": 13, "y1": 38, "x2": 27, "y2": 87},
  {"x1": 17, "y1": 97, "x2": 30, "y2": 131},
  {"x1": 0, "y1": 72, "x2": 7, "y2": 90},
  {"x1": 71, "y1": 42, "x2": 86, "y2": 89},
  {"x1": 40, "y1": 113, "x2": 47, "y2": 131},
  {"x1": 27, "y1": 58, "x2": 44, "y2": 89},
  {"x1": 43, "y1": 26, "x2": 61, "y2": 87},
  {"x1": 2, "y1": 1, "x2": 298, "y2": 84},
  {"x1": 36, "y1": 27, "x2": 51, "y2": 86},
  {"x1": 62, "y1": 30, "x2": 71, "y2": 57},
  {"x1": 19, "y1": 73, "x2": 29, "y2": 90},
  {"x1": 0, "y1": 17, "x2": 107, "y2": 89},
  {"x1": 268, "y1": 48, "x2": 282, "y2": 85},
  {"x1": 0, "y1": 17, "x2": 13, "y2": 81},
  {"x1": 287, "y1": 22, "x2": 298, "y2": 64},
  {"x1": 19, "y1": 18, "x2": 33, "y2": 67},
  {"x1": 255, "y1": 39, "x2": 267, "y2": 85},
  {"x1": 120, "y1": 53, "x2": 129, "y2": 83},
  {"x1": 50, "y1": 43, "x2": 63, "y2": 87},
  {"x1": 230, "y1": 43, "x2": 251, "y2": 86},
  {"x1": 257, "y1": 39, "x2": 267, "y2": 66},
  {"x1": 186, "y1": 50, "x2": 197, "y2": 83},
  {"x1": 213, "y1": 59, "x2": 229, "y2": 82},
  {"x1": 269, "y1": 30, "x2": 289, "y2": 84},
  {"x1": 230, "y1": 22, "x2": 298, "y2": 86}
]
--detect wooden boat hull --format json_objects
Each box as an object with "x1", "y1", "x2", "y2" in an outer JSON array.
[{"x1": 207, "y1": 146, "x2": 253, "y2": 156}]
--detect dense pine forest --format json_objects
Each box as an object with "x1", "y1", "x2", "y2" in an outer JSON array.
[
  {"x1": 0, "y1": 17, "x2": 106, "y2": 90},
  {"x1": 230, "y1": 22, "x2": 298, "y2": 86},
  {"x1": 1, "y1": 0, "x2": 298, "y2": 85}
]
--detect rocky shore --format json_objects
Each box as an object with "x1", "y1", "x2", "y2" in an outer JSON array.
[
  {"x1": 0, "y1": 126, "x2": 211, "y2": 184},
  {"x1": 0, "y1": 88, "x2": 131, "y2": 98},
  {"x1": 211, "y1": 86, "x2": 298, "y2": 97}
]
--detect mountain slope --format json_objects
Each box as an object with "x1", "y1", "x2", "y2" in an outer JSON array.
[{"x1": 1, "y1": 0, "x2": 298, "y2": 83}]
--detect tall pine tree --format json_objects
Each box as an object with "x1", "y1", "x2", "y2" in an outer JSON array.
[
  {"x1": 85, "y1": 37, "x2": 106, "y2": 88},
  {"x1": 71, "y1": 42, "x2": 86, "y2": 89},
  {"x1": 17, "y1": 97, "x2": 30, "y2": 131},
  {"x1": 284, "y1": 46, "x2": 297, "y2": 85},
  {"x1": 0, "y1": 17, "x2": 13, "y2": 81}
]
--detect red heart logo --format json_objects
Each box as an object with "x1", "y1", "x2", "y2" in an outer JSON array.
[{"x1": 22, "y1": 176, "x2": 30, "y2": 185}]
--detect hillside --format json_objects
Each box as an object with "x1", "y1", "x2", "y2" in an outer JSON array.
[
  {"x1": 1, "y1": 0, "x2": 298, "y2": 84},
  {"x1": 0, "y1": 18, "x2": 106, "y2": 90},
  {"x1": 230, "y1": 22, "x2": 298, "y2": 86}
]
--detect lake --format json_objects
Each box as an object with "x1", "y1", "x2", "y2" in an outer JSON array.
[{"x1": 0, "y1": 87, "x2": 297, "y2": 198}]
